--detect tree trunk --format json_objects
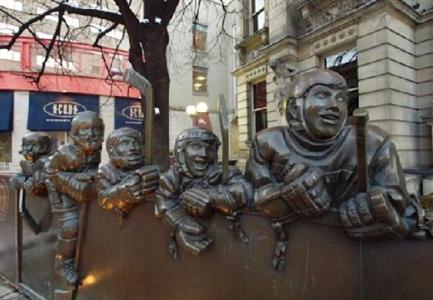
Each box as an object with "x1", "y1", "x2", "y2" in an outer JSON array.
[{"x1": 138, "y1": 27, "x2": 170, "y2": 169}]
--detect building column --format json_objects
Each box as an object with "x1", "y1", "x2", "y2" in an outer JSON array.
[
  {"x1": 99, "y1": 96, "x2": 115, "y2": 165},
  {"x1": 11, "y1": 91, "x2": 29, "y2": 171}
]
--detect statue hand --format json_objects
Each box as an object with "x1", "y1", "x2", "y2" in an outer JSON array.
[
  {"x1": 119, "y1": 175, "x2": 143, "y2": 203},
  {"x1": 281, "y1": 166, "x2": 331, "y2": 218},
  {"x1": 10, "y1": 174, "x2": 26, "y2": 190},
  {"x1": 177, "y1": 218, "x2": 212, "y2": 255},
  {"x1": 136, "y1": 165, "x2": 160, "y2": 195},
  {"x1": 180, "y1": 187, "x2": 213, "y2": 218},
  {"x1": 23, "y1": 177, "x2": 35, "y2": 192},
  {"x1": 339, "y1": 187, "x2": 410, "y2": 239}
]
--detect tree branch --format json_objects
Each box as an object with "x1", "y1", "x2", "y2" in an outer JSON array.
[
  {"x1": 58, "y1": 3, "x2": 124, "y2": 24},
  {"x1": 36, "y1": 10, "x2": 65, "y2": 83}
]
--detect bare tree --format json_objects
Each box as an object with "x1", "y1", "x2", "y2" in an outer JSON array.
[{"x1": 0, "y1": 0, "x2": 236, "y2": 167}]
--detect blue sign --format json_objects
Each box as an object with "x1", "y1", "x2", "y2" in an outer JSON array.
[
  {"x1": 115, "y1": 97, "x2": 143, "y2": 130},
  {"x1": 0, "y1": 91, "x2": 13, "y2": 132},
  {"x1": 28, "y1": 92, "x2": 99, "y2": 131}
]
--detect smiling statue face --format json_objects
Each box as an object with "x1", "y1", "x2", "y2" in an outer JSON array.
[
  {"x1": 303, "y1": 85, "x2": 348, "y2": 140},
  {"x1": 184, "y1": 140, "x2": 217, "y2": 177}
]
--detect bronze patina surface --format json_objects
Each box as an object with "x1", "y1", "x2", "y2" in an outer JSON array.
[
  {"x1": 97, "y1": 127, "x2": 159, "y2": 224},
  {"x1": 245, "y1": 69, "x2": 426, "y2": 268},
  {"x1": 156, "y1": 127, "x2": 253, "y2": 257},
  {"x1": 45, "y1": 111, "x2": 104, "y2": 286},
  {"x1": 10, "y1": 132, "x2": 52, "y2": 197}
]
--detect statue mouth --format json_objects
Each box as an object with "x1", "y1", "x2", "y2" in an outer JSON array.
[
  {"x1": 319, "y1": 111, "x2": 340, "y2": 125},
  {"x1": 193, "y1": 158, "x2": 208, "y2": 171},
  {"x1": 126, "y1": 155, "x2": 144, "y2": 163}
]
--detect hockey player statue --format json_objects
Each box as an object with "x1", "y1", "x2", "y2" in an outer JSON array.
[
  {"x1": 156, "y1": 128, "x2": 253, "y2": 257},
  {"x1": 245, "y1": 69, "x2": 425, "y2": 269},
  {"x1": 45, "y1": 111, "x2": 104, "y2": 285},
  {"x1": 11, "y1": 132, "x2": 52, "y2": 196},
  {"x1": 97, "y1": 127, "x2": 160, "y2": 224},
  {"x1": 11, "y1": 132, "x2": 53, "y2": 234}
]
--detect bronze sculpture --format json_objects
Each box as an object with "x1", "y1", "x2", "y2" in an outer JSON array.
[
  {"x1": 44, "y1": 111, "x2": 104, "y2": 285},
  {"x1": 156, "y1": 127, "x2": 253, "y2": 257},
  {"x1": 11, "y1": 132, "x2": 53, "y2": 234},
  {"x1": 97, "y1": 127, "x2": 159, "y2": 224},
  {"x1": 245, "y1": 69, "x2": 425, "y2": 269},
  {"x1": 10, "y1": 132, "x2": 52, "y2": 196}
]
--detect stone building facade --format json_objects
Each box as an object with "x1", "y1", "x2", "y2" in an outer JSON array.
[{"x1": 232, "y1": 0, "x2": 433, "y2": 172}]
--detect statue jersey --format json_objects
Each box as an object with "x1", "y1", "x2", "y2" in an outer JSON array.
[{"x1": 245, "y1": 124, "x2": 414, "y2": 215}]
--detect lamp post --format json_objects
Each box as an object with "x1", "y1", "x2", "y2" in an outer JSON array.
[{"x1": 185, "y1": 102, "x2": 211, "y2": 130}]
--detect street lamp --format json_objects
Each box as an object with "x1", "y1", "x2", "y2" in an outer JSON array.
[
  {"x1": 185, "y1": 102, "x2": 211, "y2": 130},
  {"x1": 185, "y1": 105, "x2": 197, "y2": 116},
  {"x1": 196, "y1": 102, "x2": 208, "y2": 113}
]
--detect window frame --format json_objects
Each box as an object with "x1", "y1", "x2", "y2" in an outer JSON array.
[
  {"x1": 250, "y1": 80, "x2": 267, "y2": 135},
  {"x1": 192, "y1": 66, "x2": 208, "y2": 94},
  {"x1": 192, "y1": 22, "x2": 208, "y2": 52},
  {"x1": 324, "y1": 47, "x2": 359, "y2": 116},
  {"x1": 250, "y1": 0, "x2": 265, "y2": 34}
]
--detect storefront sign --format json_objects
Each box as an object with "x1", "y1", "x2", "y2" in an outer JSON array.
[
  {"x1": 0, "y1": 91, "x2": 13, "y2": 132},
  {"x1": 28, "y1": 92, "x2": 99, "y2": 131},
  {"x1": 115, "y1": 97, "x2": 143, "y2": 130}
]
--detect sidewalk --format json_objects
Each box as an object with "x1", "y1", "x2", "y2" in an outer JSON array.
[{"x1": 0, "y1": 280, "x2": 27, "y2": 300}]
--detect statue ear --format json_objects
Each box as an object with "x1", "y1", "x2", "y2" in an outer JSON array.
[
  {"x1": 285, "y1": 97, "x2": 297, "y2": 121},
  {"x1": 176, "y1": 149, "x2": 185, "y2": 165}
]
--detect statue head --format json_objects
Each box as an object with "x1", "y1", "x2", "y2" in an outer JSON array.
[
  {"x1": 174, "y1": 128, "x2": 220, "y2": 177},
  {"x1": 106, "y1": 127, "x2": 145, "y2": 170},
  {"x1": 70, "y1": 111, "x2": 104, "y2": 153},
  {"x1": 285, "y1": 69, "x2": 348, "y2": 140},
  {"x1": 19, "y1": 132, "x2": 51, "y2": 162}
]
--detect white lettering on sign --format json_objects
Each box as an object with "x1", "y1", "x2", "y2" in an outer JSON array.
[
  {"x1": 122, "y1": 105, "x2": 143, "y2": 121},
  {"x1": 43, "y1": 101, "x2": 86, "y2": 118}
]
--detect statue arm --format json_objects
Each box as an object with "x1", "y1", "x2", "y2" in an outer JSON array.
[
  {"x1": 155, "y1": 166, "x2": 181, "y2": 218},
  {"x1": 45, "y1": 156, "x2": 94, "y2": 203},
  {"x1": 245, "y1": 138, "x2": 274, "y2": 188},
  {"x1": 97, "y1": 169, "x2": 138, "y2": 207},
  {"x1": 10, "y1": 172, "x2": 26, "y2": 190},
  {"x1": 156, "y1": 166, "x2": 212, "y2": 254},
  {"x1": 340, "y1": 138, "x2": 419, "y2": 239},
  {"x1": 210, "y1": 167, "x2": 254, "y2": 215}
]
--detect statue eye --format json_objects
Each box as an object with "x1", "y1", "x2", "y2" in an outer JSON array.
[{"x1": 315, "y1": 91, "x2": 328, "y2": 99}]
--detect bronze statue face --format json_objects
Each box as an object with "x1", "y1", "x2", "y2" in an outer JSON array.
[
  {"x1": 302, "y1": 85, "x2": 348, "y2": 139},
  {"x1": 19, "y1": 133, "x2": 51, "y2": 162},
  {"x1": 113, "y1": 134, "x2": 144, "y2": 169},
  {"x1": 73, "y1": 124, "x2": 104, "y2": 152},
  {"x1": 70, "y1": 111, "x2": 104, "y2": 153},
  {"x1": 184, "y1": 140, "x2": 218, "y2": 177}
]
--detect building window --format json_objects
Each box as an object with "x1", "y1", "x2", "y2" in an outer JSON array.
[
  {"x1": 251, "y1": 0, "x2": 265, "y2": 33},
  {"x1": 325, "y1": 48, "x2": 358, "y2": 116},
  {"x1": 251, "y1": 81, "x2": 267, "y2": 134},
  {"x1": 193, "y1": 23, "x2": 207, "y2": 51},
  {"x1": 193, "y1": 67, "x2": 207, "y2": 93},
  {"x1": 36, "y1": 7, "x2": 79, "y2": 27},
  {"x1": 0, "y1": 0, "x2": 22, "y2": 11},
  {"x1": 0, "y1": 49, "x2": 20, "y2": 61}
]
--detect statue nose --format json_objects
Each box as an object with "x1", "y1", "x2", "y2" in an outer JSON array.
[{"x1": 326, "y1": 105, "x2": 339, "y2": 113}]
